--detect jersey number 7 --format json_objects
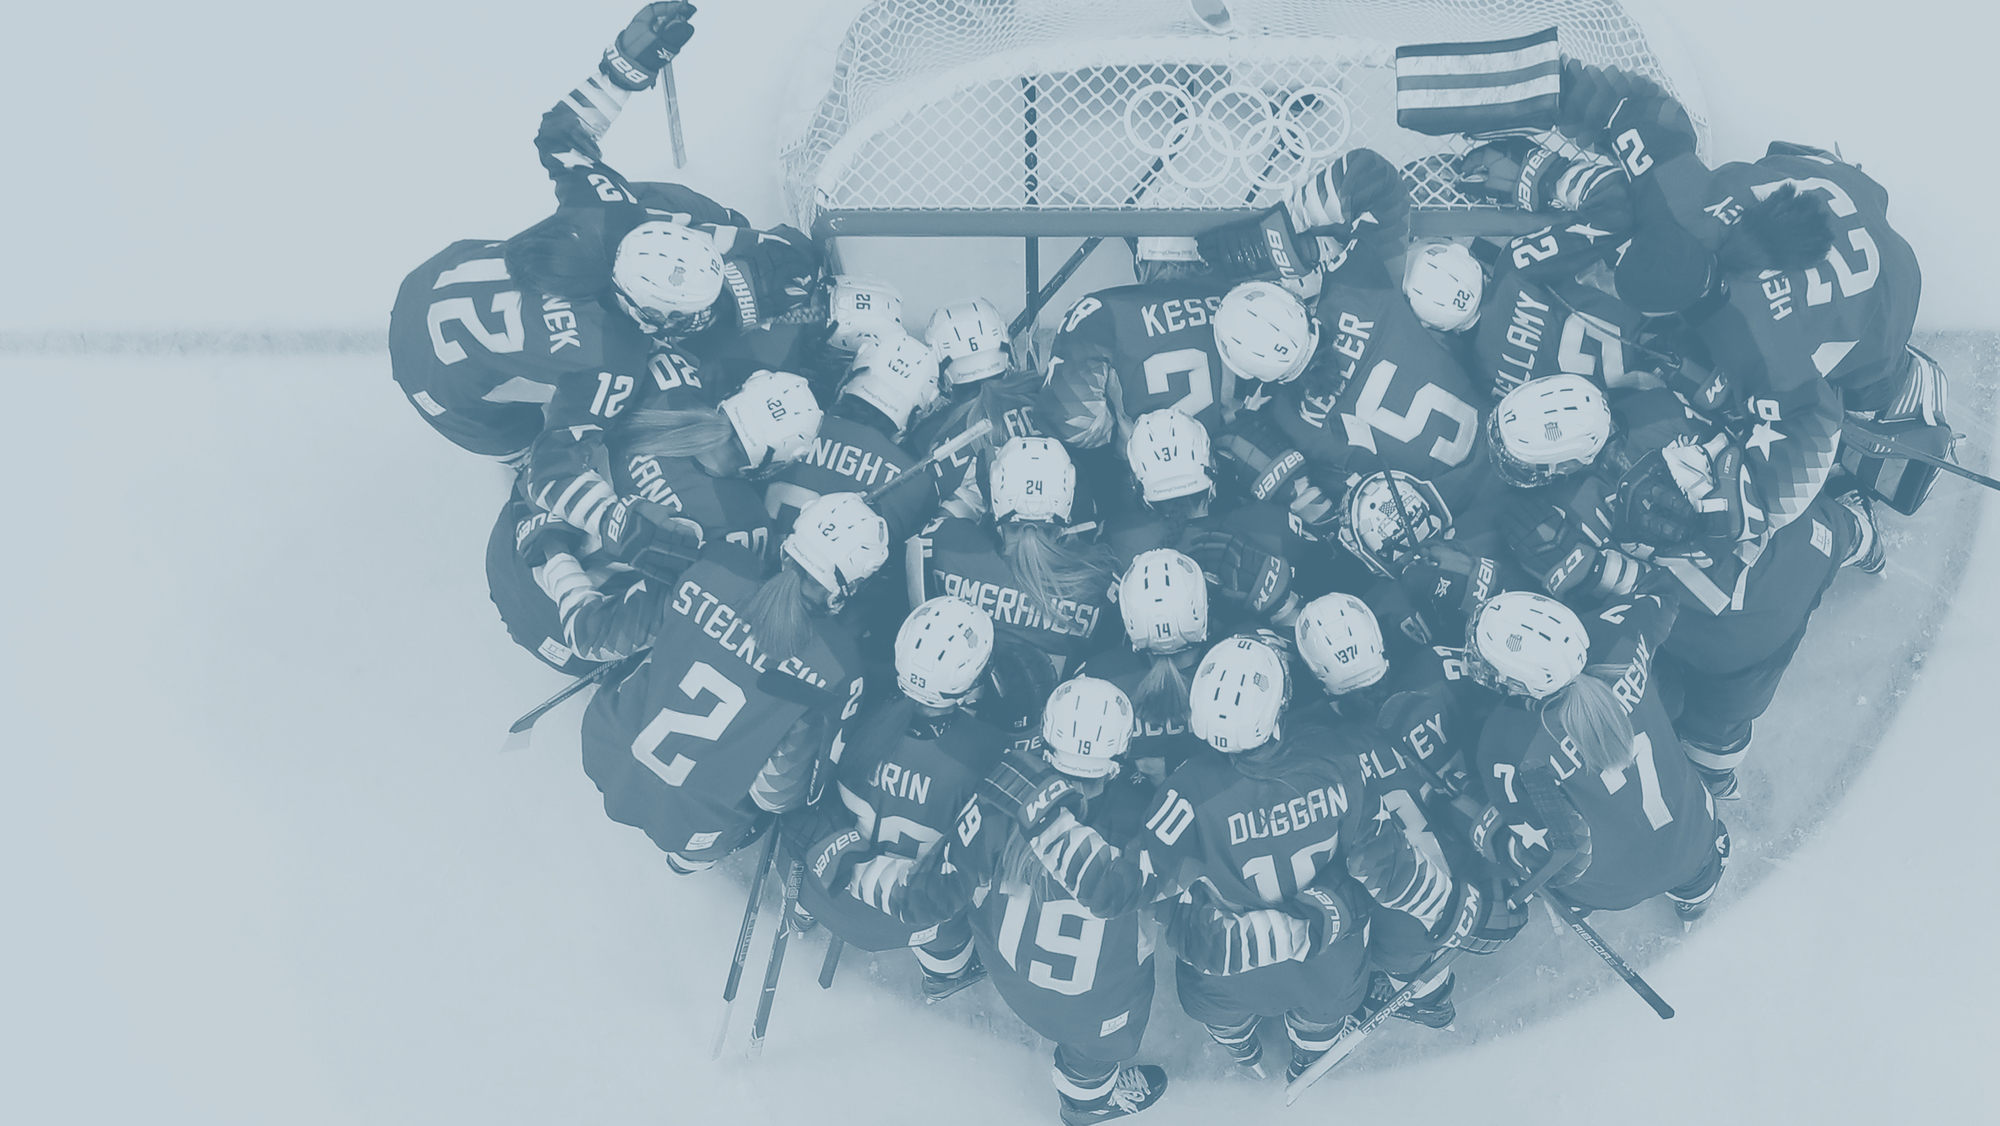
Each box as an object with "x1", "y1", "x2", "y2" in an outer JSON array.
[{"x1": 631, "y1": 661, "x2": 747, "y2": 786}]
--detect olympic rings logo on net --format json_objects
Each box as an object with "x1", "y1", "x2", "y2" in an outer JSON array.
[{"x1": 1121, "y1": 82, "x2": 1352, "y2": 194}]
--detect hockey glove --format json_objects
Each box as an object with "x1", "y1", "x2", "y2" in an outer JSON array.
[
  {"x1": 515, "y1": 510, "x2": 586, "y2": 565},
  {"x1": 1216, "y1": 417, "x2": 1337, "y2": 529},
  {"x1": 847, "y1": 852, "x2": 915, "y2": 913},
  {"x1": 600, "y1": 496, "x2": 705, "y2": 582},
  {"x1": 717, "y1": 225, "x2": 822, "y2": 330},
  {"x1": 1611, "y1": 450, "x2": 1701, "y2": 546},
  {"x1": 1433, "y1": 874, "x2": 1526, "y2": 955},
  {"x1": 1294, "y1": 875, "x2": 1371, "y2": 953},
  {"x1": 801, "y1": 822, "x2": 873, "y2": 897},
  {"x1": 1396, "y1": 542, "x2": 1501, "y2": 630},
  {"x1": 601, "y1": 2, "x2": 697, "y2": 91},
  {"x1": 980, "y1": 748, "x2": 1085, "y2": 834},
  {"x1": 1185, "y1": 530, "x2": 1295, "y2": 620},
  {"x1": 1661, "y1": 433, "x2": 1746, "y2": 545},
  {"x1": 1162, "y1": 888, "x2": 1311, "y2": 975},
  {"x1": 978, "y1": 639, "x2": 1059, "y2": 736},
  {"x1": 1195, "y1": 205, "x2": 1323, "y2": 281}
]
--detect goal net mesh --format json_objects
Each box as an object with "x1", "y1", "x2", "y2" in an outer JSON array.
[{"x1": 779, "y1": 0, "x2": 1707, "y2": 235}]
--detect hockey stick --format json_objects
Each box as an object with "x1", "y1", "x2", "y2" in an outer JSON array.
[
  {"x1": 661, "y1": 61, "x2": 687, "y2": 169},
  {"x1": 500, "y1": 650, "x2": 648, "y2": 751},
  {"x1": 1285, "y1": 846, "x2": 1578, "y2": 1104},
  {"x1": 1543, "y1": 889, "x2": 1675, "y2": 1019},
  {"x1": 710, "y1": 825, "x2": 783, "y2": 1060},
  {"x1": 864, "y1": 418, "x2": 994, "y2": 504},
  {"x1": 747, "y1": 858, "x2": 806, "y2": 1059},
  {"x1": 1841, "y1": 417, "x2": 1994, "y2": 492},
  {"x1": 817, "y1": 937, "x2": 844, "y2": 989}
]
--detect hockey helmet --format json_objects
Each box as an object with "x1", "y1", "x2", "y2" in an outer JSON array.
[
  {"x1": 612, "y1": 222, "x2": 726, "y2": 336},
  {"x1": 1125, "y1": 409, "x2": 1214, "y2": 504},
  {"x1": 1403, "y1": 240, "x2": 1484, "y2": 332},
  {"x1": 1336, "y1": 470, "x2": 1452, "y2": 578},
  {"x1": 1214, "y1": 282, "x2": 1318, "y2": 384},
  {"x1": 842, "y1": 330, "x2": 942, "y2": 433},
  {"x1": 1115, "y1": 549, "x2": 1209, "y2": 655},
  {"x1": 1487, "y1": 373, "x2": 1612, "y2": 488},
  {"x1": 1295, "y1": 593, "x2": 1389, "y2": 695},
  {"x1": 781, "y1": 492, "x2": 891, "y2": 608},
  {"x1": 926, "y1": 298, "x2": 1009, "y2": 384},
  {"x1": 988, "y1": 436, "x2": 1076, "y2": 524},
  {"x1": 896, "y1": 597, "x2": 995, "y2": 708},
  {"x1": 1465, "y1": 591, "x2": 1588, "y2": 699},
  {"x1": 720, "y1": 370, "x2": 823, "y2": 475},
  {"x1": 1041, "y1": 676, "x2": 1134, "y2": 779},
  {"x1": 1188, "y1": 635, "x2": 1291, "y2": 753},
  {"x1": 825, "y1": 274, "x2": 906, "y2": 352}
]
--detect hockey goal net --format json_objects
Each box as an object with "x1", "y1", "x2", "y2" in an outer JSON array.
[{"x1": 779, "y1": 0, "x2": 1707, "y2": 239}]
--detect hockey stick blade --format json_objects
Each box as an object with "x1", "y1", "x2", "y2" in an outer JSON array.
[
  {"x1": 1545, "y1": 891, "x2": 1675, "y2": 1019},
  {"x1": 818, "y1": 937, "x2": 843, "y2": 989},
  {"x1": 500, "y1": 651, "x2": 645, "y2": 750},
  {"x1": 864, "y1": 419, "x2": 993, "y2": 504},
  {"x1": 1843, "y1": 418, "x2": 1998, "y2": 492},
  {"x1": 712, "y1": 826, "x2": 783, "y2": 1060},
  {"x1": 661, "y1": 60, "x2": 687, "y2": 169}
]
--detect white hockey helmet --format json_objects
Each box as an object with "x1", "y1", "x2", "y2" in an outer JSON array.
[
  {"x1": 1116, "y1": 548, "x2": 1209, "y2": 655},
  {"x1": 1041, "y1": 676, "x2": 1134, "y2": 779},
  {"x1": 1466, "y1": 591, "x2": 1588, "y2": 700},
  {"x1": 1295, "y1": 593, "x2": 1389, "y2": 695},
  {"x1": 781, "y1": 492, "x2": 890, "y2": 606},
  {"x1": 612, "y1": 222, "x2": 726, "y2": 336},
  {"x1": 720, "y1": 370, "x2": 823, "y2": 474},
  {"x1": 1486, "y1": 373, "x2": 1613, "y2": 488},
  {"x1": 1125, "y1": 408, "x2": 1214, "y2": 503},
  {"x1": 842, "y1": 331, "x2": 942, "y2": 433},
  {"x1": 895, "y1": 597, "x2": 995, "y2": 708},
  {"x1": 1189, "y1": 635, "x2": 1291, "y2": 753},
  {"x1": 1403, "y1": 240, "x2": 1484, "y2": 332},
  {"x1": 1214, "y1": 281, "x2": 1318, "y2": 384},
  {"x1": 826, "y1": 274, "x2": 906, "y2": 352},
  {"x1": 1336, "y1": 470, "x2": 1452, "y2": 578},
  {"x1": 926, "y1": 298, "x2": 1009, "y2": 384},
  {"x1": 988, "y1": 436, "x2": 1076, "y2": 524}
]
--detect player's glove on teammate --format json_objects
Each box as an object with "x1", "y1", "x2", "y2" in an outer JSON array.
[
  {"x1": 1396, "y1": 542, "x2": 1500, "y2": 628},
  {"x1": 601, "y1": 2, "x2": 697, "y2": 91},
  {"x1": 718, "y1": 226, "x2": 823, "y2": 330},
  {"x1": 515, "y1": 509, "x2": 587, "y2": 564},
  {"x1": 1433, "y1": 873, "x2": 1528, "y2": 954},
  {"x1": 1217, "y1": 417, "x2": 1338, "y2": 528},
  {"x1": 1186, "y1": 530, "x2": 1297, "y2": 620},
  {"x1": 600, "y1": 496, "x2": 705, "y2": 582},
  {"x1": 980, "y1": 749, "x2": 1085, "y2": 834}
]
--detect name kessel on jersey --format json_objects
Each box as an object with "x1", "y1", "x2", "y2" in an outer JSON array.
[{"x1": 1139, "y1": 295, "x2": 1224, "y2": 339}]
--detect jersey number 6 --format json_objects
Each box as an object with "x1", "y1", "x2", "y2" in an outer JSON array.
[{"x1": 631, "y1": 660, "x2": 747, "y2": 786}]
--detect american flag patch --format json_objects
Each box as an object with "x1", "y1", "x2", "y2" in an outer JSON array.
[{"x1": 1396, "y1": 27, "x2": 1561, "y2": 136}]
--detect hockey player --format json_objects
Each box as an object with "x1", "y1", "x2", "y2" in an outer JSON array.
[
  {"x1": 1039, "y1": 278, "x2": 1318, "y2": 451},
  {"x1": 765, "y1": 331, "x2": 941, "y2": 541},
  {"x1": 1465, "y1": 589, "x2": 1729, "y2": 921},
  {"x1": 792, "y1": 598, "x2": 1008, "y2": 998},
  {"x1": 908, "y1": 298, "x2": 1049, "y2": 520},
  {"x1": 984, "y1": 635, "x2": 1522, "y2": 1082},
  {"x1": 555, "y1": 493, "x2": 888, "y2": 871},
  {"x1": 908, "y1": 438, "x2": 1117, "y2": 674},
  {"x1": 853, "y1": 678, "x2": 1169, "y2": 1123},
  {"x1": 1076, "y1": 549, "x2": 1213, "y2": 782}
]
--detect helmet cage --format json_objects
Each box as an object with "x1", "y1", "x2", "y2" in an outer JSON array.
[{"x1": 1335, "y1": 471, "x2": 1452, "y2": 578}]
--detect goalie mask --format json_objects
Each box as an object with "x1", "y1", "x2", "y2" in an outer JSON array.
[
  {"x1": 612, "y1": 222, "x2": 725, "y2": 336},
  {"x1": 895, "y1": 597, "x2": 994, "y2": 708},
  {"x1": 1487, "y1": 373, "x2": 1612, "y2": 488},
  {"x1": 1214, "y1": 281, "x2": 1318, "y2": 384},
  {"x1": 1116, "y1": 549, "x2": 1209, "y2": 655},
  {"x1": 1337, "y1": 470, "x2": 1451, "y2": 578},
  {"x1": 720, "y1": 370, "x2": 823, "y2": 475},
  {"x1": 842, "y1": 331, "x2": 941, "y2": 433},
  {"x1": 1403, "y1": 241, "x2": 1483, "y2": 332},
  {"x1": 1189, "y1": 635, "x2": 1291, "y2": 753},
  {"x1": 1295, "y1": 593, "x2": 1389, "y2": 695},
  {"x1": 825, "y1": 274, "x2": 906, "y2": 352},
  {"x1": 1465, "y1": 591, "x2": 1588, "y2": 700},
  {"x1": 988, "y1": 436, "x2": 1076, "y2": 524},
  {"x1": 1125, "y1": 409, "x2": 1214, "y2": 503},
  {"x1": 782, "y1": 492, "x2": 890, "y2": 608},
  {"x1": 926, "y1": 298, "x2": 1009, "y2": 384},
  {"x1": 1041, "y1": 676, "x2": 1133, "y2": 779}
]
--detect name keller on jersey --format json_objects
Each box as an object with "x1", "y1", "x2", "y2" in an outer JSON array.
[
  {"x1": 669, "y1": 578, "x2": 830, "y2": 688},
  {"x1": 1226, "y1": 783, "x2": 1349, "y2": 846},
  {"x1": 1139, "y1": 295, "x2": 1225, "y2": 338},
  {"x1": 1300, "y1": 313, "x2": 1374, "y2": 427},
  {"x1": 934, "y1": 570, "x2": 1102, "y2": 637}
]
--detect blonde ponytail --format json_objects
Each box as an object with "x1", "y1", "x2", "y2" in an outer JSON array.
[
  {"x1": 618, "y1": 408, "x2": 735, "y2": 460},
  {"x1": 1134, "y1": 652, "x2": 1193, "y2": 731},
  {"x1": 1003, "y1": 523, "x2": 1113, "y2": 622},
  {"x1": 1554, "y1": 667, "x2": 1637, "y2": 774},
  {"x1": 743, "y1": 562, "x2": 814, "y2": 665}
]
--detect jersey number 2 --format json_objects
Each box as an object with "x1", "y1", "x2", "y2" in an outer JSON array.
[
  {"x1": 1142, "y1": 348, "x2": 1216, "y2": 418},
  {"x1": 631, "y1": 661, "x2": 747, "y2": 786}
]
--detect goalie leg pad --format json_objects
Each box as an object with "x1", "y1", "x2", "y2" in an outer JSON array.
[{"x1": 1838, "y1": 418, "x2": 1955, "y2": 516}]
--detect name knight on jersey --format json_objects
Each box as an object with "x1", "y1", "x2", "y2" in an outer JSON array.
[
  {"x1": 1225, "y1": 783, "x2": 1349, "y2": 845},
  {"x1": 804, "y1": 437, "x2": 900, "y2": 488},
  {"x1": 1140, "y1": 295, "x2": 1224, "y2": 338},
  {"x1": 935, "y1": 571, "x2": 1103, "y2": 637},
  {"x1": 670, "y1": 577, "x2": 830, "y2": 687}
]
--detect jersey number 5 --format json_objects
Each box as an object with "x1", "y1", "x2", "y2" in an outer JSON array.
[{"x1": 631, "y1": 661, "x2": 747, "y2": 786}]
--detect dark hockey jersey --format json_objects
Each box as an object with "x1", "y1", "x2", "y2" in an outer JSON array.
[
  {"x1": 1073, "y1": 644, "x2": 1208, "y2": 781},
  {"x1": 892, "y1": 773, "x2": 1160, "y2": 1054},
  {"x1": 765, "y1": 413, "x2": 936, "y2": 542},
  {"x1": 578, "y1": 545, "x2": 861, "y2": 860},
  {"x1": 907, "y1": 370, "x2": 1047, "y2": 521},
  {"x1": 605, "y1": 450, "x2": 776, "y2": 565},
  {"x1": 909, "y1": 516, "x2": 1112, "y2": 669},
  {"x1": 1040, "y1": 278, "x2": 1245, "y2": 448},
  {"x1": 1473, "y1": 590, "x2": 1718, "y2": 910},
  {"x1": 1471, "y1": 268, "x2": 1646, "y2": 401}
]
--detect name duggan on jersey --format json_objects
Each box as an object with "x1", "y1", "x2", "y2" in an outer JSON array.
[
  {"x1": 934, "y1": 570, "x2": 1103, "y2": 637},
  {"x1": 670, "y1": 577, "x2": 831, "y2": 688},
  {"x1": 1227, "y1": 783, "x2": 1349, "y2": 846}
]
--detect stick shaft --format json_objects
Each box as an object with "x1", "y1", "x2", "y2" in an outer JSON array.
[
  {"x1": 747, "y1": 861, "x2": 804, "y2": 1057},
  {"x1": 1546, "y1": 891, "x2": 1675, "y2": 1019},
  {"x1": 709, "y1": 825, "x2": 782, "y2": 1059},
  {"x1": 817, "y1": 937, "x2": 843, "y2": 989},
  {"x1": 1844, "y1": 419, "x2": 1998, "y2": 491},
  {"x1": 661, "y1": 61, "x2": 687, "y2": 168},
  {"x1": 505, "y1": 650, "x2": 646, "y2": 737},
  {"x1": 864, "y1": 419, "x2": 994, "y2": 504}
]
